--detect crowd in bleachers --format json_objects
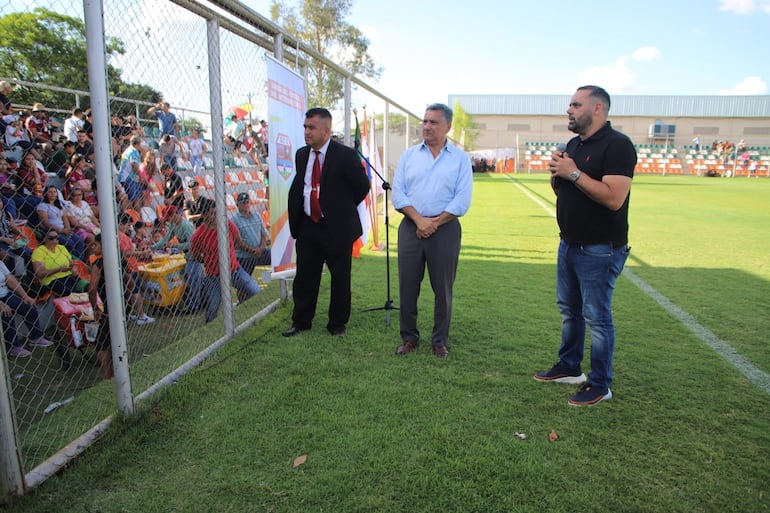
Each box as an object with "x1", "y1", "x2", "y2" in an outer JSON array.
[
  {"x1": 0, "y1": 82, "x2": 272, "y2": 369},
  {"x1": 522, "y1": 141, "x2": 769, "y2": 177}
]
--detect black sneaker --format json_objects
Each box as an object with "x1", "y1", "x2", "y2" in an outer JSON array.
[
  {"x1": 533, "y1": 361, "x2": 587, "y2": 385},
  {"x1": 568, "y1": 384, "x2": 612, "y2": 406}
]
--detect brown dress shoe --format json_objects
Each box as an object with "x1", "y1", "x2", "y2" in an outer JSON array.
[
  {"x1": 432, "y1": 345, "x2": 449, "y2": 358},
  {"x1": 396, "y1": 339, "x2": 419, "y2": 355}
]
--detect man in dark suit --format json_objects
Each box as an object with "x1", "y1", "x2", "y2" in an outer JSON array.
[{"x1": 282, "y1": 108, "x2": 370, "y2": 338}]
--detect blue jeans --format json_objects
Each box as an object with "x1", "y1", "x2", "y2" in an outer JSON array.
[
  {"x1": 1, "y1": 292, "x2": 44, "y2": 348},
  {"x1": 556, "y1": 240, "x2": 629, "y2": 389},
  {"x1": 202, "y1": 267, "x2": 260, "y2": 323},
  {"x1": 184, "y1": 260, "x2": 205, "y2": 311}
]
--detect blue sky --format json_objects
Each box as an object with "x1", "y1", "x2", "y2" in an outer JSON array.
[{"x1": 244, "y1": 0, "x2": 770, "y2": 113}]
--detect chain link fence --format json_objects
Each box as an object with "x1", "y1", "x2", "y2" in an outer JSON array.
[{"x1": 0, "y1": 0, "x2": 425, "y2": 501}]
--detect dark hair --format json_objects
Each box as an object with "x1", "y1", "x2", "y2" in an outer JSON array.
[
  {"x1": 119, "y1": 213, "x2": 133, "y2": 225},
  {"x1": 577, "y1": 85, "x2": 611, "y2": 111},
  {"x1": 305, "y1": 107, "x2": 332, "y2": 121},
  {"x1": 44, "y1": 185, "x2": 63, "y2": 208},
  {"x1": 199, "y1": 198, "x2": 216, "y2": 215},
  {"x1": 134, "y1": 221, "x2": 146, "y2": 231}
]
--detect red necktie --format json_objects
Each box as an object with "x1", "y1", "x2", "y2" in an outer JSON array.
[{"x1": 310, "y1": 150, "x2": 322, "y2": 222}]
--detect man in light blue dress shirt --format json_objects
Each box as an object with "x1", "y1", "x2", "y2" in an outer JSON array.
[{"x1": 391, "y1": 103, "x2": 473, "y2": 358}]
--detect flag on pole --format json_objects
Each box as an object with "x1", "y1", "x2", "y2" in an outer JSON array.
[
  {"x1": 367, "y1": 113, "x2": 384, "y2": 250},
  {"x1": 352, "y1": 110, "x2": 371, "y2": 258}
]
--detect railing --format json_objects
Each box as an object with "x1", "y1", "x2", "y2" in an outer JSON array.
[{"x1": 0, "y1": 0, "x2": 426, "y2": 502}]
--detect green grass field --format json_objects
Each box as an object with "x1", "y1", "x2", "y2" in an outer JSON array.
[{"x1": 6, "y1": 173, "x2": 770, "y2": 513}]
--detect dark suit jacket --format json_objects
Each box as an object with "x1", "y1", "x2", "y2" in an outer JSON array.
[{"x1": 288, "y1": 139, "x2": 371, "y2": 247}]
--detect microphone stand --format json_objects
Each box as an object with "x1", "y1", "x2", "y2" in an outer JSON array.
[{"x1": 358, "y1": 150, "x2": 398, "y2": 327}]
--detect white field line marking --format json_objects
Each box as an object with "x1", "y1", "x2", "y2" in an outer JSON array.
[{"x1": 508, "y1": 177, "x2": 770, "y2": 394}]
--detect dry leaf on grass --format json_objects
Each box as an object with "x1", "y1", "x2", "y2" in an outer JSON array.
[
  {"x1": 293, "y1": 454, "x2": 307, "y2": 468},
  {"x1": 549, "y1": 430, "x2": 559, "y2": 442}
]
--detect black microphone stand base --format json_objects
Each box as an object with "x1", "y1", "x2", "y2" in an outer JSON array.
[{"x1": 364, "y1": 299, "x2": 399, "y2": 328}]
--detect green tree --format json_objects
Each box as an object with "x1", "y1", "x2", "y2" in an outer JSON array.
[
  {"x1": 451, "y1": 100, "x2": 479, "y2": 150},
  {"x1": 374, "y1": 112, "x2": 407, "y2": 133},
  {"x1": 270, "y1": 0, "x2": 382, "y2": 109},
  {"x1": 0, "y1": 7, "x2": 160, "y2": 112}
]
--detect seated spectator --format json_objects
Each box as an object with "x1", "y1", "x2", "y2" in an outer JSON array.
[
  {"x1": 31, "y1": 228, "x2": 85, "y2": 297},
  {"x1": 64, "y1": 186, "x2": 100, "y2": 246},
  {"x1": 73, "y1": 129, "x2": 93, "y2": 157},
  {"x1": 45, "y1": 140, "x2": 75, "y2": 177},
  {"x1": 64, "y1": 153, "x2": 92, "y2": 198},
  {"x1": 36, "y1": 185, "x2": 85, "y2": 259},
  {"x1": 133, "y1": 221, "x2": 153, "y2": 251},
  {"x1": 161, "y1": 162, "x2": 185, "y2": 210},
  {"x1": 0, "y1": 196, "x2": 33, "y2": 274},
  {"x1": 1, "y1": 259, "x2": 53, "y2": 358},
  {"x1": 17, "y1": 151, "x2": 46, "y2": 194},
  {"x1": 190, "y1": 199, "x2": 260, "y2": 322},
  {"x1": 152, "y1": 205, "x2": 203, "y2": 313},
  {"x1": 26, "y1": 103, "x2": 56, "y2": 157},
  {"x1": 159, "y1": 134, "x2": 183, "y2": 171},
  {"x1": 184, "y1": 179, "x2": 207, "y2": 226},
  {"x1": 118, "y1": 136, "x2": 145, "y2": 211},
  {"x1": 0, "y1": 156, "x2": 41, "y2": 222},
  {"x1": 5, "y1": 114, "x2": 43, "y2": 161},
  {"x1": 231, "y1": 192, "x2": 270, "y2": 279},
  {"x1": 116, "y1": 213, "x2": 155, "y2": 326}
]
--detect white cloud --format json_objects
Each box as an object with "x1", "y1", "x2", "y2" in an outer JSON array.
[
  {"x1": 719, "y1": 76, "x2": 768, "y2": 94},
  {"x1": 719, "y1": 0, "x2": 770, "y2": 14},
  {"x1": 632, "y1": 46, "x2": 661, "y2": 61},
  {"x1": 576, "y1": 55, "x2": 636, "y2": 93}
]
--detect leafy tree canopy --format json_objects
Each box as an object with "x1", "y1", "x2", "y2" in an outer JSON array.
[
  {"x1": 0, "y1": 8, "x2": 160, "y2": 112},
  {"x1": 270, "y1": 0, "x2": 382, "y2": 109},
  {"x1": 451, "y1": 100, "x2": 479, "y2": 150}
]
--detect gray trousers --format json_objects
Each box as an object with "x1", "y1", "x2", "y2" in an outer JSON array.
[{"x1": 397, "y1": 217, "x2": 461, "y2": 347}]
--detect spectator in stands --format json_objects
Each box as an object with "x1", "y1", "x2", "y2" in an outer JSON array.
[
  {"x1": 133, "y1": 221, "x2": 153, "y2": 252},
  {"x1": 748, "y1": 159, "x2": 758, "y2": 178},
  {"x1": 82, "y1": 109, "x2": 94, "y2": 141},
  {"x1": 87, "y1": 233, "x2": 116, "y2": 378},
  {"x1": 692, "y1": 135, "x2": 700, "y2": 152},
  {"x1": 258, "y1": 119, "x2": 269, "y2": 156},
  {"x1": 64, "y1": 186, "x2": 100, "y2": 246},
  {"x1": 231, "y1": 192, "x2": 270, "y2": 278},
  {"x1": 0, "y1": 196, "x2": 33, "y2": 274},
  {"x1": 25, "y1": 103, "x2": 56, "y2": 157},
  {"x1": 36, "y1": 185, "x2": 85, "y2": 259},
  {"x1": 161, "y1": 162, "x2": 185, "y2": 210},
  {"x1": 64, "y1": 153, "x2": 92, "y2": 198},
  {"x1": 45, "y1": 140, "x2": 75, "y2": 177},
  {"x1": 31, "y1": 228, "x2": 85, "y2": 297},
  {"x1": 186, "y1": 128, "x2": 207, "y2": 176},
  {"x1": 118, "y1": 135, "x2": 145, "y2": 211},
  {"x1": 184, "y1": 179, "x2": 206, "y2": 226},
  {"x1": 17, "y1": 151, "x2": 46, "y2": 194},
  {"x1": 146, "y1": 102, "x2": 178, "y2": 138},
  {"x1": 116, "y1": 213, "x2": 155, "y2": 326},
  {"x1": 190, "y1": 199, "x2": 261, "y2": 322},
  {"x1": 1, "y1": 155, "x2": 40, "y2": 222},
  {"x1": 159, "y1": 133, "x2": 183, "y2": 171},
  {"x1": 73, "y1": 129, "x2": 93, "y2": 157},
  {"x1": 1, "y1": 259, "x2": 53, "y2": 358},
  {"x1": 224, "y1": 114, "x2": 246, "y2": 158},
  {"x1": 63, "y1": 108, "x2": 84, "y2": 143},
  {"x1": 0, "y1": 81, "x2": 13, "y2": 116},
  {"x1": 151, "y1": 205, "x2": 203, "y2": 313},
  {"x1": 5, "y1": 115, "x2": 43, "y2": 161},
  {"x1": 139, "y1": 150, "x2": 163, "y2": 208}
]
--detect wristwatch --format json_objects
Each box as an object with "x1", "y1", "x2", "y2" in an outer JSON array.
[{"x1": 569, "y1": 170, "x2": 582, "y2": 183}]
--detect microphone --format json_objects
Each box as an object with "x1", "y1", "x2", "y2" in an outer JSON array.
[{"x1": 556, "y1": 142, "x2": 567, "y2": 155}]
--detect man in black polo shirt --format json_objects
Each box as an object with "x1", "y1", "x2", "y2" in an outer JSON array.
[{"x1": 534, "y1": 85, "x2": 636, "y2": 407}]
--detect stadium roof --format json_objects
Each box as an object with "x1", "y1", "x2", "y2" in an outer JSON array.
[{"x1": 448, "y1": 94, "x2": 770, "y2": 118}]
